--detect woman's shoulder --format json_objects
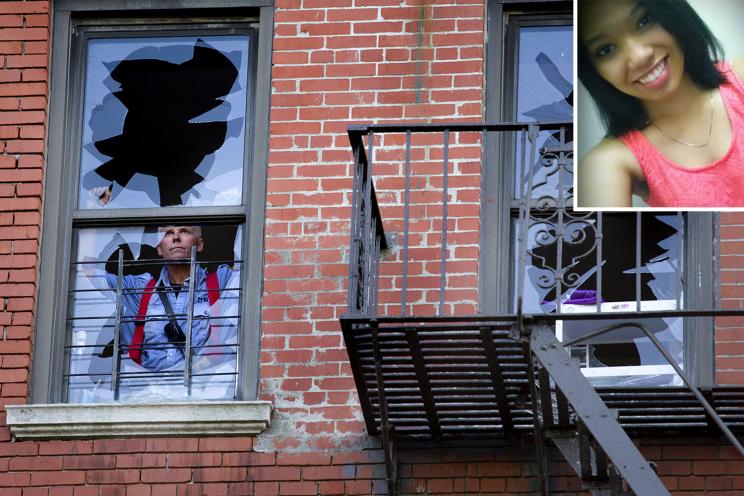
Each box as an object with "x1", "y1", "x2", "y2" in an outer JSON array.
[
  {"x1": 577, "y1": 138, "x2": 643, "y2": 208},
  {"x1": 582, "y1": 137, "x2": 641, "y2": 172}
]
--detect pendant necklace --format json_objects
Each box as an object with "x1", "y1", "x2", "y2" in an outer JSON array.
[{"x1": 648, "y1": 91, "x2": 715, "y2": 148}]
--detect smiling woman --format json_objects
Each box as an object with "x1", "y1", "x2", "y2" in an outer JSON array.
[{"x1": 576, "y1": 0, "x2": 744, "y2": 209}]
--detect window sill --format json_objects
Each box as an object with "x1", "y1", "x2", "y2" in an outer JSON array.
[{"x1": 6, "y1": 401, "x2": 272, "y2": 440}]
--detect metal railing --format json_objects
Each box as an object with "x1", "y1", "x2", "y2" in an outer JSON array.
[
  {"x1": 343, "y1": 121, "x2": 744, "y2": 322},
  {"x1": 66, "y1": 248, "x2": 241, "y2": 402}
]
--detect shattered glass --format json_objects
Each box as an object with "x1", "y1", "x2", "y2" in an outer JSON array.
[
  {"x1": 517, "y1": 214, "x2": 685, "y2": 386},
  {"x1": 78, "y1": 36, "x2": 249, "y2": 209},
  {"x1": 66, "y1": 224, "x2": 242, "y2": 402},
  {"x1": 514, "y1": 24, "x2": 573, "y2": 200}
]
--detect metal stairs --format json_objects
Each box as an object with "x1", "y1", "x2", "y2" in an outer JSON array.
[{"x1": 529, "y1": 322, "x2": 668, "y2": 495}]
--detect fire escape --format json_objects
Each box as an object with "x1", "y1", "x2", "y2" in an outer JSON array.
[{"x1": 340, "y1": 122, "x2": 744, "y2": 495}]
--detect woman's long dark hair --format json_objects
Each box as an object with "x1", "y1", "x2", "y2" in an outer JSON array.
[{"x1": 578, "y1": 0, "x2": 726, "y2": 137}]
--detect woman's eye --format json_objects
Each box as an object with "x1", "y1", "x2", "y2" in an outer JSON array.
[
  {"x1": 637, "y1": 13, "x2": 653, "y2": 29},
  {"x1": 595, "y1": 44, "x2": 614, "y2": 58}
]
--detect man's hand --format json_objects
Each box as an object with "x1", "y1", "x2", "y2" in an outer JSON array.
[
  {"x1": 91, "y1": 185, "x2": 112, "y2": 206},
  {"x1": 193, "y1": 356, "x2": 212, "y2": 373}
]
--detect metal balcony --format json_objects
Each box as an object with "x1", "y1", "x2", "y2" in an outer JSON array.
[{"x1": 340, "y1": 122, "x2": 744, "y2": 495}]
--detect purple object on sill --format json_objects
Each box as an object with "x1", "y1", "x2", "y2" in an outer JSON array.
[{"x1": 564, "y1": 289, "x2": 602, "y2": 305}]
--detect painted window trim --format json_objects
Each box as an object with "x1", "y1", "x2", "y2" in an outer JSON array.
[
  {"x1": 32, "y1": 0, "x2": 273, "y2": 413},
  {"x1": 6, "y1": 401, "x2": 272, "y2": 440}
]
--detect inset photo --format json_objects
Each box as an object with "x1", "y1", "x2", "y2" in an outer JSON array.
[{"x1": 576, "y1": 0, "x2": 744, "y2": 210}]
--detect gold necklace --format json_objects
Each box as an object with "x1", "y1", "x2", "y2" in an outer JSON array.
[{"x1": 648, "y1": 91, "x2": 715, "y2": 148}]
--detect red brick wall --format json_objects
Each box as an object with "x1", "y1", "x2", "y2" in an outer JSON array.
[
  {"x1": 259, "y1": 0, "x2": 485, "y2": 451},
  {"x1": 717, "y1": 212, "x2": 744, "y2": 384},
  {"x1": 0, "y1": 0, "x2": 49, "y2": 439},
  {"x1": 0, "y1": 437, "x2": 743, "y2": 495}
]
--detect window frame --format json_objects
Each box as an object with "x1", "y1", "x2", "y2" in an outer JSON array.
[
  {"x1": 33, "y1": 0, "x2": 274, "y2": 404},
  {"x1": 481, "y1": 0, "x2": 715, "y2": 386}
]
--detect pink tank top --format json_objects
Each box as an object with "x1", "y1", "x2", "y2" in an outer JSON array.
[{"x1": 619, "y1": 61, "x2": 744, "y2": 207}]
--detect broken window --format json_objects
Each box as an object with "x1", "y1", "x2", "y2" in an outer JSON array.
[
  {"x1": 32, "y1": 7, "x2": 268, "y2": 406},
  {"x1": 67, "y1": 225, "x2": 241, "y2": 402},
  {"x1": 518, "y1": 214, "x2": 685, "y2": 386},
  {"x1": 499, "y1": 13, "x2": 701, "y2": 386},
  {"x1": 79, "y1": 36, "x2": 250, "y2": 208},
  {"x1": 513, "y1": 22, "x2": 572, "y2": 200}
]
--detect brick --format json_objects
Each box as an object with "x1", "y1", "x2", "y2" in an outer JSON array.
[
  {"x1": 17, "y1": 154, "x2": 43, "y2": 167},
  {"x1": 253, "y1": 482, "x2": 277, "y2": 496},
  {"x1": 223, "y1": 452, "x2": 276, "y2": 467},
  {"x1": 99, "y1": 488, "x2": 126, "y2": 496},
  {"x1": 19, "y1": 488, "x2": 46, "y2": 496},
  {"x1": 6, "y1": 54, "x2": 48, "y2": 68},
  {"x1": 15, "y1": 182, "x2": 41, "y2": 196},
  {"x1": 14, "y1": 211, "x2": 40, "y2": 225},
  {"x1": 116, "y1": 453, "x2": 167, "y2": 469},
  {"x1": 0, "y1": 96, "x2": 20, "y2": 109},
  {"x1": 140, "y1": 468, "x2": 192, "y2": 483},
  {"x1": 31, "y1": 471, "x2": 86, "y2": 486},
  {"x1": 344, "y1": 480, "x2": 372, "y2": 494},
  {"x1": 20, "y1": 96, "x2": 46, "y2": 109},
  {"x1": 0, "y1": 42, "x2": 22, "y2": 54},
  {"x1": 198, "y1": 437, "x2": 252, "y2": 452},
  {"x1": 0, "y1": 27, "x2": 48, "y2": 41},
  {"x1": 144, "y1": 437, "x2": 199, "y2": 452},
  {"x1": 167, "y1": 452, "x2": 222, "y2": 467},
  {"x1": 6, "y1": 138, "x2": 44, "y2": 153},
  {"x1": 62, "y1": 455, "x2": 116, "y2": 470},
  {"x1": 317, "y1": 480, "x2": 345, "y2": 494},
  {"x1": 85, "y1": 470, "x2": 140, "y2": 484},
  {"x1": 246, "y1": 466, "x2": 301, "y2": 481},
  {"x1": 24, "y1": 14, "x2": 49, "y2": 27},
  {"x1": 0, "y1": 282, "x2": 36, "y2": 299},
  {"x1": 0, "y1": 226, "x2": 40, "y2": 240},
  {"x1": 0, "y1": 15, "x2": 22, "y2": 27},
  {"x1": 0, "y1": 472, "x2": 30, "y2": 487},
  {"x1": 0, "y1": 124, "x2": 19, "y2": 138},
  {"x1": 0, "y1": 82, "x2": 46, "y2": 96},
  {"x1": 21, "y1": 69, "x2": 47, "y2": 82},
  {"x1": 38, "y1": 441, "x2": 91, "y2": 456},
  {"x1": 93, "y1": 439, "x2": 147, "y2": 454},
  {"x1": 0, "y1": 110, "x2": 45, "y2": 125},
  {"x1": 192, "y1": 467, "x2": 247, "y2": 482},
  {"x1": 1, "y1": 167, "x2": 42, "y2": 182},
  {"x1": 278, "y1": 481, "x2": 318, "y2": 495},
  {"x1": 0, "y1": 2, "x2": 49, "y2": 14},
  {"x1": 0, "y1": 337, "x2": 31, "y2": 352},
  {"x1": 301, "y1": 465, "x2": 350, "y2": 480},
  {"x1": 23, "y1": 40, "x2": 48, "y2": 54}
]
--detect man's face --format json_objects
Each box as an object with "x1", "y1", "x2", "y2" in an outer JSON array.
[{"x1": 156, "y1": 226, "x2": 204, "y2": 261}]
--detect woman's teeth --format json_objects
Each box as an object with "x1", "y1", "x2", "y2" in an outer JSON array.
[{"x1": 638, "y1": 59, "x2": 666, "y2": 85}]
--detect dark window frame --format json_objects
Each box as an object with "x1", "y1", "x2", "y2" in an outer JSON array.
[
  {"x1": 33, "y1": 0, "x2": 273, "y2": 403},
  {"x1": 481, "y1": 0, "x2": 715, "y2": 386}
]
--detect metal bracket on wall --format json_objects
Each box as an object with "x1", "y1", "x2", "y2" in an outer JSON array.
[
  {"x1": 371, "y1": 321, "x2": 398, "y2": 496},
  {"x1": 382, "y1": 423, "x2": 397, "y2": 496}
]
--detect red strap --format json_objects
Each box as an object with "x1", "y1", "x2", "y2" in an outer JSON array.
[
  {"x1": 128, "y1": 273, "x2": 220, "y2": 365},
  {"x1": 129, "y1": 278, "x2": 157, "y2": 365},
  {"x1": 204, "y1": 271, "x2": 222, "y2": 356},
  {"x1": 206, "y1": 271, "x2": 219, "y2": 306}
]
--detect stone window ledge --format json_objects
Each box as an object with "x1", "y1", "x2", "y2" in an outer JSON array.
[{"x1": 6, "y1": 401, "x2": 272, "y2": 440}]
